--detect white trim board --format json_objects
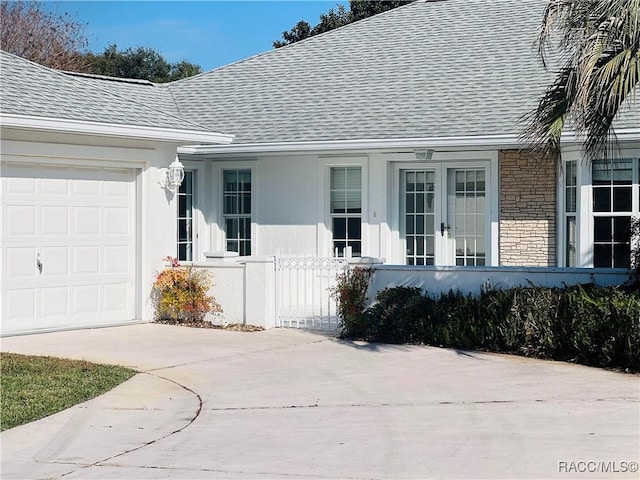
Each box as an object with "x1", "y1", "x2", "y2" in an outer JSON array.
[{"x1": 1, "y1": 114, "x2": 234, "y2": 145}]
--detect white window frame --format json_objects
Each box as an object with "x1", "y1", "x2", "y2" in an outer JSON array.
[
  {"x1": 176, "y1": 169, "x2": 195, "y2": 262},
  {"x1": 560, "y1": 146, "x2": 640, "y2": 268},
  {"x1": 558, "y1": 149, "x2": 583, "y2": 267},
  {"x1": 211, "y1": 161, "x2": 257, "y2": 256},
  {"x1": 329, "y1": 166, "x2": 363, "y2": 257},
  {"x1": 319, "y1": 156, "x2": 368, "y2": 257},
  {"x1": 178, "y1": 161, "x2": 206, "y2": 263}
]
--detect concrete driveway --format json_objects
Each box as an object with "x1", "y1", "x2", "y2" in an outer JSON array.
[{"x1": 1, "y1": 324, "x2": 638, "y2": 479}]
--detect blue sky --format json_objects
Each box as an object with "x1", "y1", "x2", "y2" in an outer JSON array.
[{"x1": 51, "y1": 1, "x2": 342, "y2": 71}]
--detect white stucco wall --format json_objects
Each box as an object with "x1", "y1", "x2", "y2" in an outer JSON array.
[
  {"x1": 139, "y1": 143, "x2": 186, "y2": 321},
  {"x1": 369, "y1": 265, "x2": 632, "y2": 299},
  {"x1": 255, "y1": 155, "x2": 320, "y2": 256}
]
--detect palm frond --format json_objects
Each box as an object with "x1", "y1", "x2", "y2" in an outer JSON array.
[{"x1": 523, "y1": 0, "x2": 640, "y2": 161}]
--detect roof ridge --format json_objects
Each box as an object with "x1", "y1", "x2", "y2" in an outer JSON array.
[
  {"x1": 168, "y1": 0, "x2": 427, "y2": 87},
  {"x1": 0, "y1": 49, "x2": 214, "y2": 133},
  {"x1": 62, "y1": 70, "x2": 156, "y2": 86}
]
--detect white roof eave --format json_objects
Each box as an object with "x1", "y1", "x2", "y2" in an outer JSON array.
[
  {"x1": 179, "y1": 134, "x2": 526, "y2": 156},
  {"x1": 0, "y1": 113, "x2": 235, "y2": 145},
  {"x1": 179, "y1": 129, "x2": 640, "y2": 156}
]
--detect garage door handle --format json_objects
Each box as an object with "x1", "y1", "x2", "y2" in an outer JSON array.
[{"x1": 37, "y1": 254, "x2": 43, "y2": 274}]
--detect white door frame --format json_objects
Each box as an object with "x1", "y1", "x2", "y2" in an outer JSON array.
[{"x1": 391, "y1": 151, "x2": 498, "y2": 266}]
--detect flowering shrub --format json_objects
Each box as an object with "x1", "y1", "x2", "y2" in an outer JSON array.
[{"x1": 151, "y1": 257, "x2": 222, "y2": 323}]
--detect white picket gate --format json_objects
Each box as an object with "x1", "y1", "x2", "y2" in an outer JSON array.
[{"x1": 275, "y1": 255, "x2": 348, "y2": 330}]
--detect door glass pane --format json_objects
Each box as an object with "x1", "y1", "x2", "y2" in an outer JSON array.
[
  {"x1": 476, "y1": 170, "x2": 486, "y2": 191},
  {"x1": 406, "y1": 193, "x2": 414, "y2": 214},
  {"x1": 403, "y1": 170, "x2": 435, "y2": 265},
  {"x1": 448, "y1": 168, "x2": 486, "y2": 266},
  {"x1": 416, "y1": 193, "x2": 425, "y2": 213},
  {"x1": 406, "y1": 216, "x2": 414, "y2": 235},
  {"x1": 426, "y1": 192, "x2": 435, "y2": 213}
]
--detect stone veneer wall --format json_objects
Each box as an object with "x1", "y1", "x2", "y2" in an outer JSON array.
[{"x1": 499, "y1": 150, "x2": 557, "y2": 266}]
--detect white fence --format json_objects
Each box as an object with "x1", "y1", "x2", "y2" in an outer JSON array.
[{"x1": 275, "y1": 256, "x2": 348, "y2": 330}]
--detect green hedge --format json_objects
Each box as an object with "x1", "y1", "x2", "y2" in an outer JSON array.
[{"x1": 335, "y1": 271, "x2": 640, "y2": 372}]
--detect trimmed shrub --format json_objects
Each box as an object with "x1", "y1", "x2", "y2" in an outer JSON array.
[
  {"x1": 336, "y1": 277, "x2": 640, "y2": 372},
  {"x1": 365, "y1": 286, "x2": 425, "y2": 344}
]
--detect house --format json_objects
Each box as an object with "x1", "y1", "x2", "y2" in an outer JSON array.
[{"x1": 1, "y1": 0, "x2": 638, "y2": 335}]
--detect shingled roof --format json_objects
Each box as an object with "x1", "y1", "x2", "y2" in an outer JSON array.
[
  {"x1": 167, "y1": 0, "x2": 561, "y2": 145},
  {"x1": 0, "y1": 50, "x2": 211, "y2": 135},
  {"x1": 2, "y1": 0, "x2": 637, "y2": 147}
]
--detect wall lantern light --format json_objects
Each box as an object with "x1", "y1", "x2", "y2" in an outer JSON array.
[
  {"x1": 165, "y1": 157, "x2": 185, "y2": 192},
  {"x1": 414, "y1": 149, "x2": 434, "y2": 161}
]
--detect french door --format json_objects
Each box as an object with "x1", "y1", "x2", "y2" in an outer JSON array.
[{"x1": 401, "y1": 163, "x2": 488, "y2": 266}]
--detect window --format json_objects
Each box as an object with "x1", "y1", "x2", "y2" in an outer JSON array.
[
  {"x1": 177, "y1": 171, "x2": 194, "y2": 261},
  {"x1": 223, "y1": 169, "x2": 251, "y2": 256},
  {"x1": 592, "y1": 159, "x2": 633, "y2": 268},
  {"x1": 565, "y1": 160, "x2": 577, "y2": 267},
  {"x1": 330, "y1": 167, "x2": 361, "y2": 257}
]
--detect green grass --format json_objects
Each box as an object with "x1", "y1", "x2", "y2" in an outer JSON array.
[{"x1": 0, "y1": 353, "x2": 136, "y2": 431}]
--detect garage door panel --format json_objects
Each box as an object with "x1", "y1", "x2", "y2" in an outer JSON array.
[
  {"x1": 75, "y1": 207, "x2": 100, "y2": 235},
  {"x1": 74, "y1": 246, "x2": 100, "y2": 275},
  {"x1": 40, "y1": 287, "x2": 70, "y2": 319},
  {"x1": 41, "y1": 176, "x2": 69, "y2": 196},
  {"x1": 41, "y1": 206, "x2": 70, "y2": 236},
  {"x1": 104, "y1": 246, "x2": 130, "y2": 274},
  {"x1": 6, "y1": 176, "x2": 36, "y2": 195},
  {"x1": 6, "y1": 289, "x2": 36, "y2": 321},
  {"x1": 74, "y1": 178, "x2": 100, "y2": 196},
  {"x1": 7, "y1": 205, "x2": 37, "y2": 236},
  {"x1": 104, "y1": 179, "x2": 130, "y2": 197},
  {"x1": 74, "y1": 286, "x2": 99, "y2": 315},
  {"x1": 40, "y1": 247, "x2": 69, "y2": 276},
  {"x1": 104, "y1": 207, "x2": 130, "y2": 235},
  {"x1": 103, "y1": 283, "x2": 130, "y2": 314},
  {"x1": 6, "y1": 247, "x2": 37, "y2": 279}
]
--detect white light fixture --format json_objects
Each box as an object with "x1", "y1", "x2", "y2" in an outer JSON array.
[
  {"x1": 165, "y1": 157, "x2": 185, "y2": 192},
  {"x1": 414, "y1": 148, "x2": 434, "y2": 161}
]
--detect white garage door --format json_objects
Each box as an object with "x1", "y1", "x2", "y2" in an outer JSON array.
[{"x1": 1, "y1": 163, "x2": 136, "y2": 335}]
